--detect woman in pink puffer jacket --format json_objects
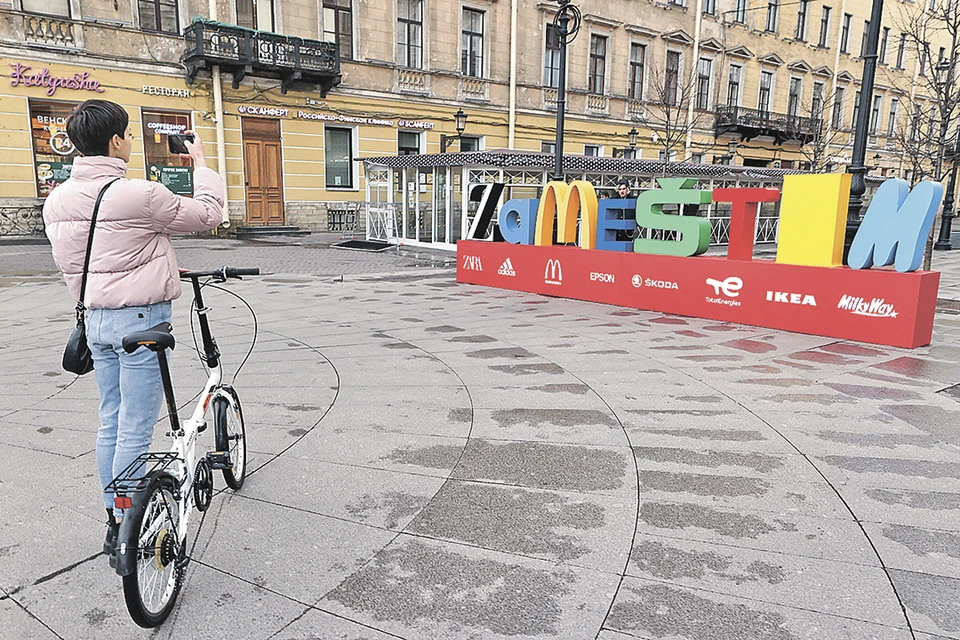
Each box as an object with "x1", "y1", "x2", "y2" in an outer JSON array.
[{"x1": 43, "y1": 99, "x2": 224, "y2": 561}]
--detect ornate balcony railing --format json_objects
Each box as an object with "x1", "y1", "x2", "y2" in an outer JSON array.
[
  {"x1": 715, "y1": 105, "x2": 821, "y2": 145},
  {"x1": 183, "y1": 18, "x2": 340, "y2": 95},
  {"x1": 23, "y1": 15, "x2": 80, "y2": 47},
  {"x1": 396, "y1": 68, "x2": 427, "y2": 93},
  {"x1": 586, "y1": 94, "x2": 610, "y2": 114},
  {"x1": 460, "y1": 76, "x2": 489, "y2": 101}
]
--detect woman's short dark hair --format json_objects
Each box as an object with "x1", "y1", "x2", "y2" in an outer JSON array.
[{"x1": 66, "y1": 100, "x2": 129, "y2": 157}]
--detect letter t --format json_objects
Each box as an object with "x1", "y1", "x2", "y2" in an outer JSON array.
[{"x1": 712, "y1": 188, "x2": 781, "y2": 261}]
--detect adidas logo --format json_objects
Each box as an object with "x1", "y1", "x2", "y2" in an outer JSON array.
[{"x1": 498, "y1": 258, "x2": 516, "y2": 277}]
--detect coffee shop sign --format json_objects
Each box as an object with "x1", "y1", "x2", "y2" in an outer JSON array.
[{"x1": 9, "y1": 62, "x2": 104, "y2": 97}]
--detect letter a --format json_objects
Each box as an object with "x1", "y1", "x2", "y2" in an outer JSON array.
[{"x1": 848, "y1": 179, "x2": 944, "y2": 273}]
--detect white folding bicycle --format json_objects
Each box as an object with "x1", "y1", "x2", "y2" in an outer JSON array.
[{"x1": 106, "y1": 266, "x2": 258, "y2": 627}]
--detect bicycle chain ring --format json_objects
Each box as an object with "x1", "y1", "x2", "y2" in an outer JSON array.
[{"x1": 193, "y1": 459, "x2": 213, "y2": 512}]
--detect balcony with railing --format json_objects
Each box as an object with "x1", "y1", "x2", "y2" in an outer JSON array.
[
  {"x1": 23, "y1": 14, "x2": 81, "y2": 48},
  {"x1": 715, "y1": 105, "x2": 821, "y2": 145},
  {"x1": 182, "y1": 18, "x2": 340, "y2": 95}
]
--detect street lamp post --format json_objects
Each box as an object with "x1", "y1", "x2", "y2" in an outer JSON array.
[
  {"x1": 845, "y1": 0, "x2": 885, "y2": 254},
  {"x1": 440, "y1": 108, "x2": 469, "y2": 152},
  {"x1": 551, "y1": 0, "x2": 581, "y2": 182},
  {"x1": 935, "y1": 129, "x2": 960, "y2": 250},
  {"x1": 615, "y1": 127, "x2": 639, "y2": 158}
]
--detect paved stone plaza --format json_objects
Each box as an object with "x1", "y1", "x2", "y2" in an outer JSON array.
[{"x1": 1, "y1": 237, "x2": 959, "y2": 640}]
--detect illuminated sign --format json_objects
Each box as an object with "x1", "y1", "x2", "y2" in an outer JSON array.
[{"x1": 9, "y1": 62, "x2": 104, "y2": 96}]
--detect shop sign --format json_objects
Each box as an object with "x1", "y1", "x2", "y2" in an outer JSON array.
[
  {"x1": 236, "y1": 104, "x2": 434, "y2": 129},
  {"x1": 10, "y1": 62, "x2": 104, "y2": 97},
  {"x1": 149, "y1": 164, "x2": 193, "y2": 195},
  {"x1": 457, "y1": 176, "x2": 944, "y2": 348},
  {"x1": 238, "y1": 105, "x2": 290, "y2": 117},
  {"x1": 142, "y1": 85, "x2": 191, "y2": 98},
  {"x1": 30, "y1": 100, "x2": 81, "y2": 197},
  {"x1": 146, "y1": 121, "x2": 188, "y2": 135},
  {"x1": 397, "y1": 119, "x2": 435, "y2": 130}
]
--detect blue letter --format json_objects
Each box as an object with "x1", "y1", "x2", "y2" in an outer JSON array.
[
  {"x1": 596, "y1": 199, "x2": 637, "y2": 252},
  {"x1": 849, "y1": 179, "x2": 944, "y2": 273},
  {"x1": 497, "y1": 199, "x2": 538, "y2": 245}
]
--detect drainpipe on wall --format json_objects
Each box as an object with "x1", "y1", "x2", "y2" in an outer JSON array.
[
  {"x1": 209, "y1": 0, "x2": 230, "y2": 227},
  {"x1": 508, "y1": 0, "x2": 518, "y2": 149},
  {"x1": 685, "y1": 0, "x2": 704, "y2": 161}
]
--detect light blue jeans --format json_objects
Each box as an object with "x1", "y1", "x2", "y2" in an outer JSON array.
[{"x1": 88, "y1": 301, "x2": 172, "y2": 517}]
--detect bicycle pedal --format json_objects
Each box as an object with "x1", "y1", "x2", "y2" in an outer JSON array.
[{"x1": 206, "y1": 451, "x2": 233, "y2": 470}]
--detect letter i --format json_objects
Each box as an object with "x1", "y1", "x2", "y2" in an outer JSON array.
[{"x1": 766, "y1": 291, "x2": 772, "y2": 301}]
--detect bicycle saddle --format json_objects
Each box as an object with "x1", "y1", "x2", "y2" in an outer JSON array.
[{"x1": 122, "y1": 322, "x2": 176, "y2": 353}]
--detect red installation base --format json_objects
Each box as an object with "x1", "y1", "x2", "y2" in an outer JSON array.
[{"x1": 456, "y1": 240, "x2": 941, "y2": 349}]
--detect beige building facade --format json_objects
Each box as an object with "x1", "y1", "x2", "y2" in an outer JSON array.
[{"x1": 0, "y1": 0, "x2": 948, "y2": 235}]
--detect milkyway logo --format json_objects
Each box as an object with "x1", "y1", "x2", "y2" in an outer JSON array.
[
  {"x1": 498, "y1": 258, "x2": 516, "y2": 277},
  {"x1": 544, "y1": 259, "x2": 563, "y2": 285},
  {"x1": 706, "y1": 277, "x2": 743, "y2": 298},
  {"x1": 837, "y1": 295, "x2": 899, "y2": 318},
  {"x1": 462, "y1": 255, "x2": 483, "y2": 271}
]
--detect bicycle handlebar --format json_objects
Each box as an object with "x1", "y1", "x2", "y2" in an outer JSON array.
[{"x1": 180, "y1": 267, "x2": 261, "y2": 281}]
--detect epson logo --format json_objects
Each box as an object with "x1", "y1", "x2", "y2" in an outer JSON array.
[
  {"x1": 590, "y1": 272, "x2": 615, "y2": 283},
  {"x1": 766, "y1": 291, "x2": 817, "y2": 306}
]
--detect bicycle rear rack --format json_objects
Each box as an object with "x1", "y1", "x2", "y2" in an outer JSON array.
[{"x1": 105, "y1": 452, "x2": 184, "y2": 497}]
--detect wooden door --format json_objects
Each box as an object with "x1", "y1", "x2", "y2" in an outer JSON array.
[{"x1": 241, "y1": 118, "x2": 284, "y2": 226}]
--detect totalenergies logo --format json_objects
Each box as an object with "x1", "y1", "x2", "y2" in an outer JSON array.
[{"x1": 472, "y1": 176, "x2": 943, "y2": 274}]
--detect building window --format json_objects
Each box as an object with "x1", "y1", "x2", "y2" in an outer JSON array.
[
  {"x1": 734, "y1": 0, "x2": 747, "y2": 24},
  {"x1": 29, "y1": 99, "x2": 80, "y2": 198},
  {"x1": 544, "y1": 24, "x2": 561, "y2": 88},
  {"x1": 460, "y1": 135, "x2": 482, "y2": 151},
  {"x1": 139, "y1": 0, "x2": 178, "y2": 33},
  {"x1": 237, "y1": 0, "x2": 273, "y2": 31},
  {"x1": 852, "y1": 90, "x2": 861, "y2": 129},
  {"x1": 398, "y1": 0, "x2": 423, "y2": 69},
  {"x1": 787, "y1": 77, "x2": 801, "y2": 116},
  {"x1": 665, "y1": 51, "x2": 680, "y2": 106},
  {"x1": 870, "y1": 94, "x2": 882, "y2": 134},
  {"x1": 832, "y1": 85, "x2": 845, "y2": 128},
  {"x1": 589, "y1": 34, "x2": 607, "y2": 94},
  {"x1": 727, "y1": 64, "x2": 742, "y2": 106},
  {"x1": 887, "y1": 98, "x2": 898, "y2": 136},
  {"x1": 696, "y1": 58, "x2": 712, "y2": 110},
  {"x1": 795, "y1": 0, "x2": 809, "y2": 40},
  {"x1": 584, "y1": 144, "x2": 601, "y2": 156},
  {"x1": 691, "y1": 153, "x2": 705, "y2": 163},
  {"x1": 920, "y1": 43, "x2": 929, "y2": 75},
  {"x1": 541, "y1": 141, "x2": 556, "y2": 153},
  {"x1": 323, "y1": 0, "x2": 353, "y2": 60},
  {"x1": 325, "y1": 127, "x2": 353, "y2": 188},
  {"x1": 758, "y1": 70, "x2": 773, "y2": 113},
  {"x1": 398, "y1": 131, "x2": 420, "y2": 155},
  {"x1": 462, "y1": 8, "x2": 484, "y2": 77},
  {"x1": 765, "y1": 0, "x2": 778, "y2": 31},
  {"x1": 861, "y1": 21, "x2": 870, "y2": 57},
  {"x1": 143, "y1": 110, "x2": 193, "y2": 195},
  {"x1": 818, "y1": 6, "x2": 830, "y2": 47},
  {"x1": 628, "y1": 43, "x2": 645, "y2": 100},
  {"x1": 896, "y1": 33, "x2": 907, "y2": 68},
  {"x1": 910, "y1": 105, "x2": 921, "y2": 140},
  {"x1": 840, "y1": 13, "x2": 851, "y2": 53},
  {"x1": 879, "y1": 27, "x2": 890, "y2": 64},
  {"x1": 812, "y1": 81, "x2": 824, "y2": 118},
  {"x1": 703, "y1": 0, "x2": 716, "y2": 15},
  {"x1": 21, "y1": 0, "x2": 70, "y2": 17}
]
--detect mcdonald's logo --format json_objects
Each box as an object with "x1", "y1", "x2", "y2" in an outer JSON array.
[
  {"x1": 534, "y1": 180, "x2": 600, "y2": 250},
  {"x1": 544, "y1": 258, "x2": 563, "y2": 285}
]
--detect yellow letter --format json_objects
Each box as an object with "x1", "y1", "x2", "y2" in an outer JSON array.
[
  {"x1": 775, "y1": 173, "x2": 851, "y2": 268},
  {"x1": 533, "y1": 180, "x2": 599, "y2": 249}
]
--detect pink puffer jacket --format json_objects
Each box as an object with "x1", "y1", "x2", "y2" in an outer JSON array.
[{"x1": 43, "y1": 156, "x2": 224, "y2": 309}]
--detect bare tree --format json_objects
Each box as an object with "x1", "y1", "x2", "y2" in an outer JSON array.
[
  {"x1": 891, "y1": 0, "x2": 960, "y2": 266},
  {"x1": 887, "y1": 97, "x2": 940, "y2": 185},
  {"x1": 643, "y1": 60, "x2": 705, "y2": 166},
  {"x1": 797, "y1": 87, "x2": 851, "y2": 173}
]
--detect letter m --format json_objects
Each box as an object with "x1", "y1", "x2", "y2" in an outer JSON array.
[
  {"x1": 534, "y1": 181, "x2": 599, "y2": 250},
  {"x1": 848, "y1": 179, "x2": 943, "y2": 273}
]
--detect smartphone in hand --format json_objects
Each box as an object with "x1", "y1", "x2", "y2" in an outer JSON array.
[{"x1": 167, "y1": 133, "x2": 195, "y2": 155}]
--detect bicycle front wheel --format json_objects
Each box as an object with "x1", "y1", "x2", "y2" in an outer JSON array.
[
  {"x1": 214, "y1": 386, "x2": 246, "y2": 490},
  {"x1": 121, "y1": 473, "x2": 183, "y2": 628}
]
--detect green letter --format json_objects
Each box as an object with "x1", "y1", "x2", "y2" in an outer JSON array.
[{"x1": 634, "y1": 178, "x2": 713, "y2": 257}]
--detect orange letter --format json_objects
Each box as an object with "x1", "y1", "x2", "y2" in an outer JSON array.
[{"x1": 534, "y1": 180, "x2": 599, "y2": 249}]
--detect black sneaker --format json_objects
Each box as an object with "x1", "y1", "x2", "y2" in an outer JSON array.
[{"x1": 103, "y1": 509, "x2": 120, "y2": 557}]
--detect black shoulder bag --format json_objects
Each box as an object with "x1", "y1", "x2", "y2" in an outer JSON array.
[{"x1": 62, "y1": 179, "x2": 120, "y2": 375}]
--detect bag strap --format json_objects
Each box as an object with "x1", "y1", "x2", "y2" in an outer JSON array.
[{"x1": 77, "y1": 178, "x2": 121, "y2": 314}]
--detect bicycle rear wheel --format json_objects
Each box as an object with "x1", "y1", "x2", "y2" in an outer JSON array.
[
  {"x1": 121, "y1": 472, "x2": 184, "y2": 628},
  {"x1": 214, "y1": 386, "x2": 246, "y2": 490}
]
